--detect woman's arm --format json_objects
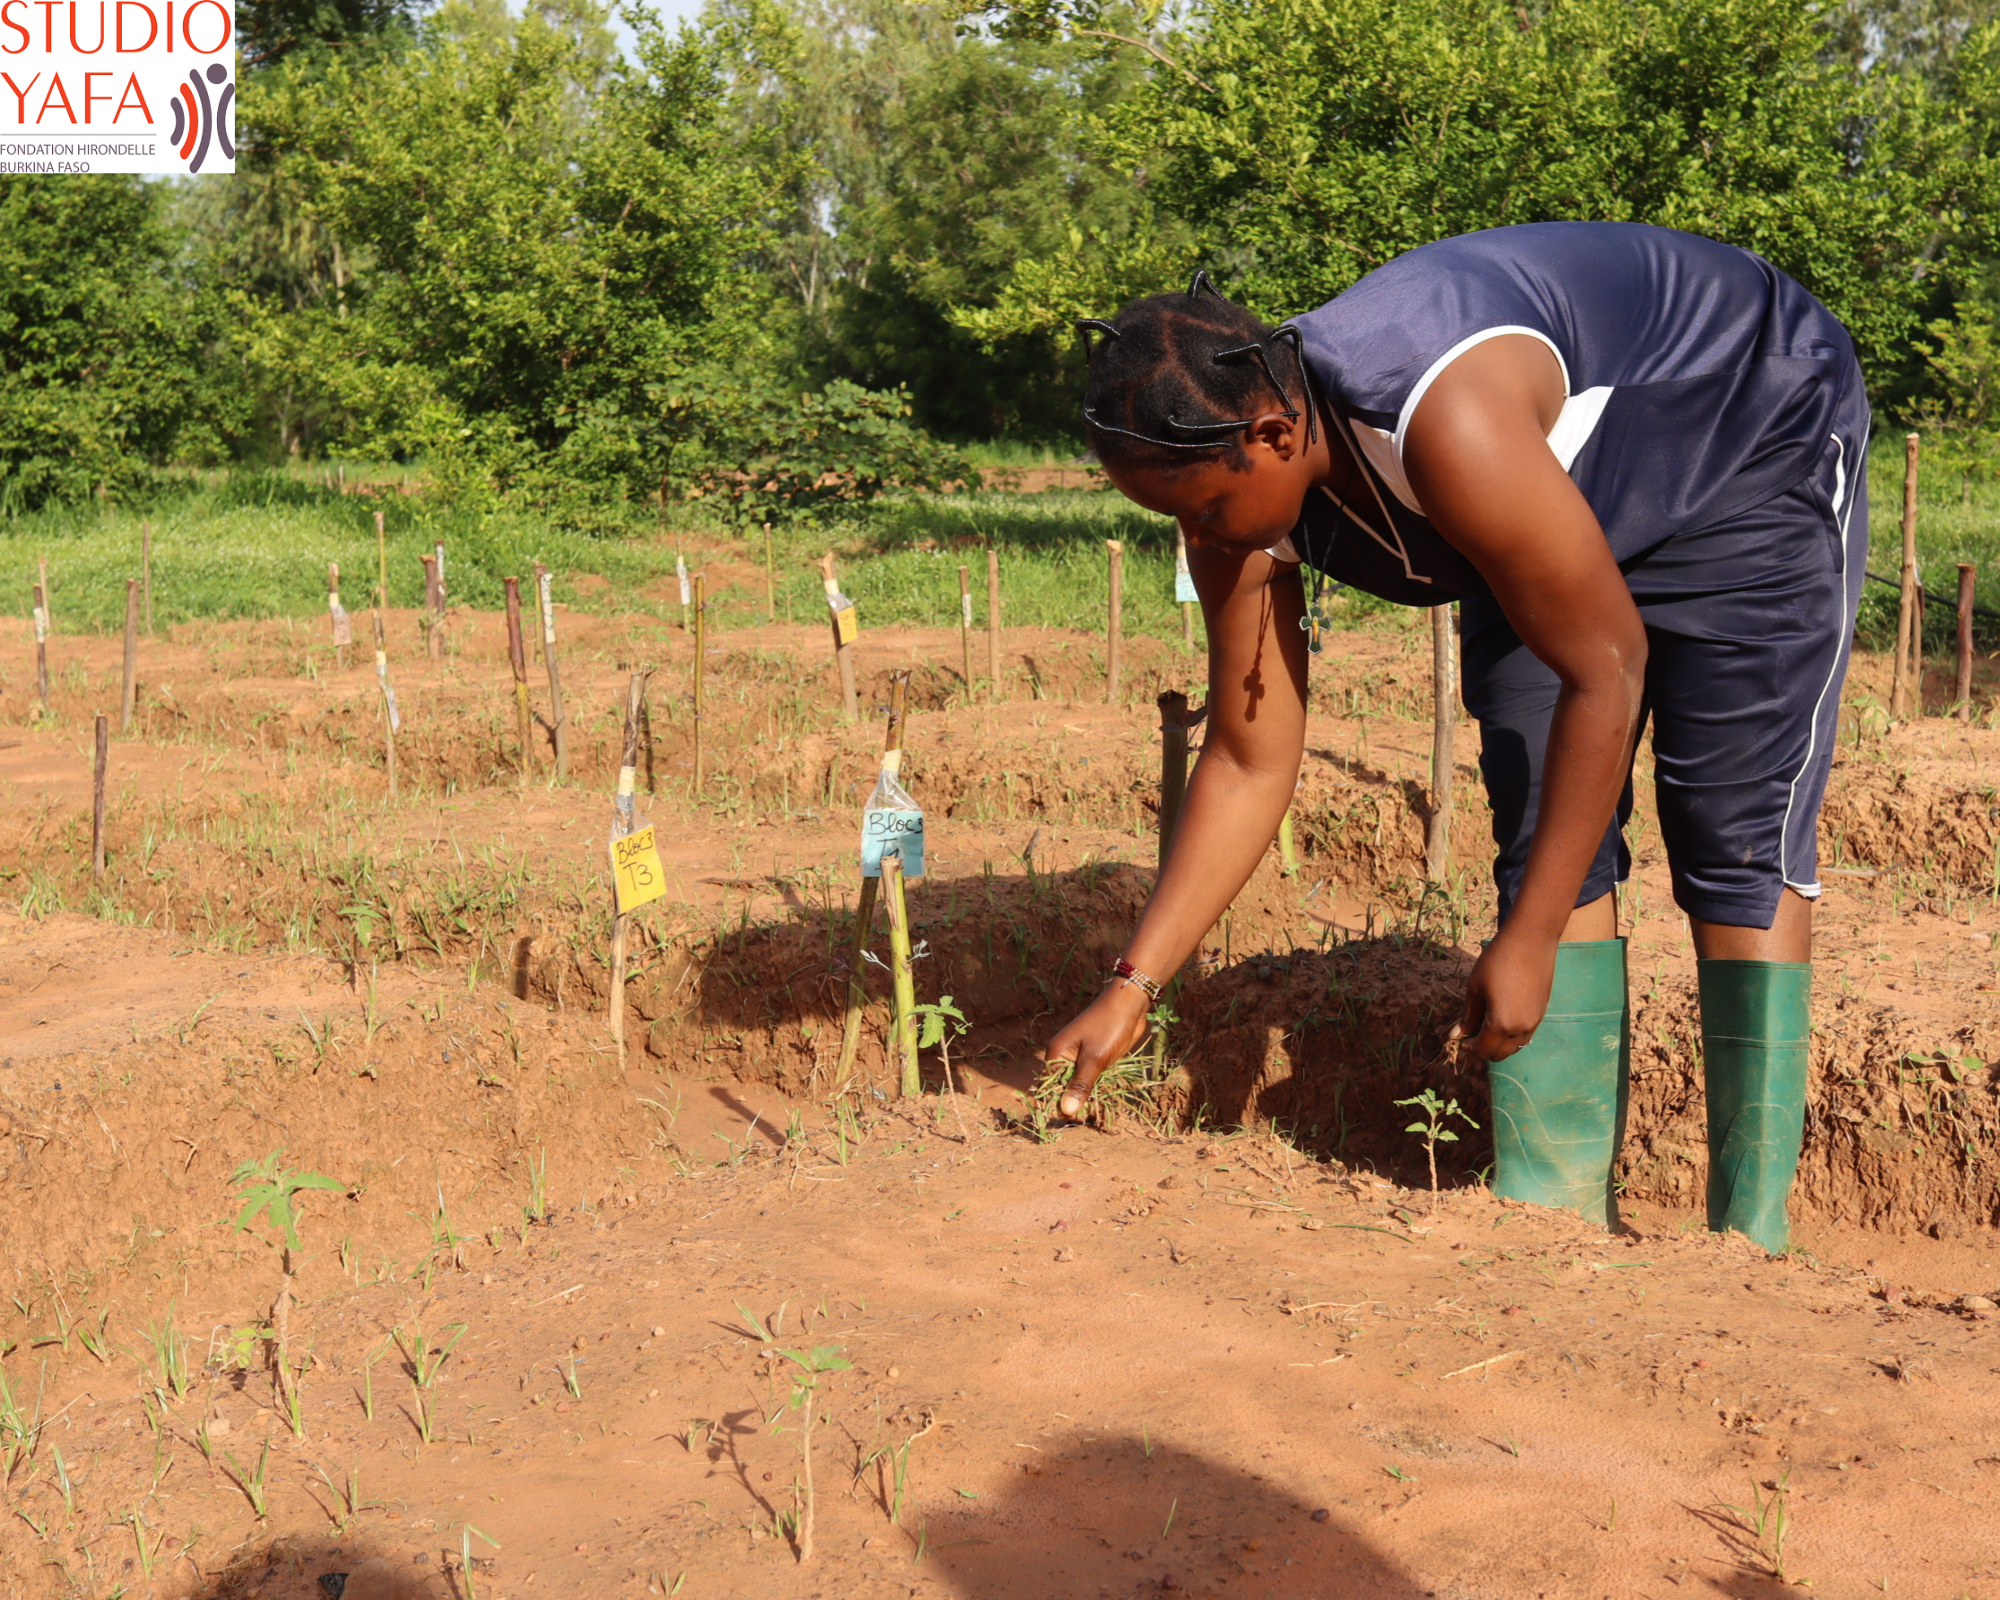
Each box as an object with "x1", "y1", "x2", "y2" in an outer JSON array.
[
  {"x1": 1403, "y1": 334, "x2": 1648, "y2": 1059},
  {"x1": 1043, "y1": 543, "x2": 1310, "y2": 1115}
]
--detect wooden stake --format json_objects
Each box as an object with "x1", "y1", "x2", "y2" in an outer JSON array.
[
  {"x1": 329, "y1": 562, "x2": 350, "y2": 670},
  {"x1": 1177, "y1": 525, "x2": 1195, "y2": 651},
  {"x1": 1894, "y1": 433, "x2": 1921, "y2": 719},
  {"x1": 693, "y1": 572, "x2": 707, "y2": 793},
  {"x1": 119, "y1": 578, "x2": 139, "y2": 734},
  {"x1": 1104, "y1": 539, "x2": 1124, "y2": 704},
  {"x1": 986, "y1": 548, "x2": 1002, "y2": 701},
  {"x1": 1957, "y1": 563, "x2": 1977, "y2": 721},
  {"x1": 609, "y1": 671, "x2": 648, "y2": 1066},
  {"x1": 1157, "y1": 690, "x2": 1189, "y2": 871},
  {"x1": 420, "y1": 555, "x2": 441, "y2": 660},
  {"x1": 536, "y1": 563, "x2": 568, "y2": 783},
  {"x1": 835, "y1": 672, "x2": 911, "y2": 1088},
  {"x1": 957, "y1": 564, "x2": 973, "y2": 695},
  {"x1": 1426, "y1": 602, "x2": 1458, "y2": 878},
  {"x1": 141, "y1": 521, "x2": 153, "y2": 637},
  {"x1": 882, "y1": 852, "x2": 921, "y2": 1098},
  {"x1": 817, "y1": 551, "x2": 858, "y2": 721},
  {"x1": 32, "y1": 578, "x2": 48, "y2": 714},
  {"x1": 91, "y1": 713, "x2": 107, "y2": 883},
  {"x1": 505, "y1": 577, "x2": 532, "y2": 781},
  {"x1": 374, "y1": 510, "x2": 387, "y2": 612},
  {"x1": 372, "y1": 608, "x2": 398, "y2": 799},
  {"x1": 763, "y1": 523, "x2": 776, "y2": 622}
]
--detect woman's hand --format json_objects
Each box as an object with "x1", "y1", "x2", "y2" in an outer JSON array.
[
  {"x1": 1455, "y1": 927, "x2": 1558, "y2": 1061},
  {"x1": 1043, "y1": 983, "x2": 1152, "y2": 1118}
]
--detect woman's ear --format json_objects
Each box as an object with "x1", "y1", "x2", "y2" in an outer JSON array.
[{"x1": 1247, "y1": 408, "x2": 1305, "y2": 462}]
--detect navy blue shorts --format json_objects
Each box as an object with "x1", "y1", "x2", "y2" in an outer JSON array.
[{"x1": 1460, "y1": 383, "x2": 1871, "y2": 930}]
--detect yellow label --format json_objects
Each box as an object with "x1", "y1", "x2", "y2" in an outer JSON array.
[
  {"x1": 611, "y1": 825, "x2": 667, "y2": 913},
  {"x1": 832, "y1": 604, "x2": 858, "y2": 647}
]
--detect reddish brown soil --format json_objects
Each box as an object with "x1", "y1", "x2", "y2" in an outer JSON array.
[{"x1": 2, "y1": 588, "x2": 1999, "y2": 1599}]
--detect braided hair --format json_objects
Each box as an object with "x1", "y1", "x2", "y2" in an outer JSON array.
[{"x1": 1078, "y1": 271, "x2": 1315, "y2": 474}]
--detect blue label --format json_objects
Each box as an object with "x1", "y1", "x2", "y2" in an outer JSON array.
[
  {"x1": 1174, "y1": 569, "x2": 1198, "y2": 605},
  {"x1": 861, "y1": 808, "x2": 925, "y2": 878}
]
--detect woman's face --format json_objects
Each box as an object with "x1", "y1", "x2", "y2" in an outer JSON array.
[{"x1": 1098, "y1": 409, "x2": 1324, "y2": 554}]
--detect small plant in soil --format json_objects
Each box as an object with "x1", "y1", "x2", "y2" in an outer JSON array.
[
  {"x1": 771, "y1": 1344, "x2": 850, "y2": 1563},
  {"x1": 140, "y1": 1308, "x2": 191, "y2": 1405},
  {"x1": 1395, "y1": 1088, "x2": 1479, "y2": 1200},
  {"x1": 523, "y1": 1147, "x2": 552, "y2": 1227},
  {"x1": 1716, "y1": 1470, "x2": 1793, "y2": 1583},
  {"x1": 229, "y1": 1151, "x2": 345, "y2": 1436},
  {"x1": 220, "y1": 1435, "x2": 271, "y2": 1519}
]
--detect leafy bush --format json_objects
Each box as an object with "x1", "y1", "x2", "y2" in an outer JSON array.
[{"x1": 659, "y1": 376, "x2": 970, "y2": 524}]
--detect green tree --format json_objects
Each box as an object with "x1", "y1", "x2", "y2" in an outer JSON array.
[
  {"x1": 972, "y1": 0, "x2": 1979, "y2": 391},
  {"x1": 0, "y1": 179, "x2": 235, "y2": 513},
  {"x1": 728, "y1": 0, "x2": 1166, "y2": 440}
]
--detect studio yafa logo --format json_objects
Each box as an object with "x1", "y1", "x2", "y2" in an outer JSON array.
[{"x1": 167, "y1": 61, "x2": 232, "y2": 173}]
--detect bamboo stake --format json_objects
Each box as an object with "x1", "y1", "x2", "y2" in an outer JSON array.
[
  {"x1": 834, "y1": 672, "x2": 910, "y2": 1088},
  {"x1": 609, "y1": 671, "x2": 648, "y2": 1066},
  {"x1": 1157, "y1": 690, "x2": 1189, "y2": 871},
  {"x1": 31, "y1": 578, "x2": 48, "y2": 714},
  {"x1": 881, "y1": 852, "x2": 921, "y2": 1099},
  {"x1": 1894, "y1": 433, "x2": 1921, "y2": 719},
  {"x1": 505, "y1": 577, "x2": 532, "y2": 781},
  {"x1": 374, "y1": 510, "x2": 387, "y2": 613},
  {"x1": 141, "y1": 520, "x2": 153, "y2": 636},
  {"x1": 1277, "y1": 809, "x2": 1299, "y2": 877},
  {"x1": 986, "y1": 548, "x2": 1002, "y2": 701},
  {"x1": 536, "y1": 564, "x2": 568, "y2": 783},
  {"x1": 1426, "y1": 602, "x2": 1458, "y2": 878},
  {"x1": 817, "y1": 551, "x2": 859, "y2": 721},
  {"x1": 329, "y1": 562, "x2": 349, "y2": 670},
  {"x1": 957, "y1": 564, "x2": 974, "y2": 695},
  {"x1": 119, "y1": 578, "x2": 139, "y2": 734},
  {"x1": 1957, "y1": 564, "x2": 1977, "y2": 721},
  {"x1": 763, "y1": 523, "x2": 776, "y2": 622},
  {"x1": 91, "y1": 714, "x2": 107, "y2": 883},
  {"x1": 372, "y1": 608, "x2": 398, "y2": 799},
  {"x1": 693, "y1": 572, "x2": 707, "y2": 793},
  {"x1": 1104, "y1": 539, "x2": 1124, "y2": 704}
]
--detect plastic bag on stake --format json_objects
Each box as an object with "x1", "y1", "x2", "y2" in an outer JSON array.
[{"x1": 860, "y1": 749, "x2": 923, "y2": 879}]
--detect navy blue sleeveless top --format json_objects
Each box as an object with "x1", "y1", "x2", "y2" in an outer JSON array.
[{"x1": 1280, "y1": 222, "x2": 1860, "y2": 605}]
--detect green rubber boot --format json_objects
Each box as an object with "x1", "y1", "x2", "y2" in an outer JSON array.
[
  {"x1": 1700, "y1": 958, "x2": 1811, "y2": 1255},
  {"x1": 1489, "y1": 938, "x2": 1630, "y2": 1228}
]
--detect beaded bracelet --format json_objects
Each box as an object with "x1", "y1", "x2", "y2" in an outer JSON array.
[{"x1": 1110, "y1": 958, "x2": 1163, "y2": 1002}]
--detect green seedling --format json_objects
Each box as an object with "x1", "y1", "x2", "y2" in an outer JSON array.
[
  {"x1": 525, "y1": 1148, "x2": 551, "y2": 1226},
  {"x1": 1394, "y1": 1088, "x2": 1479, "y2": 1199},
  {"x1": 298, "y1": 1009, "x2": 337, "y2": 1069},
  {"x1": 832, "y1": 1094, "x2": 863, "y2": 1166},
  {"x1": 774, "y1": 1344, "x2": 850, "y2": 1563},
  {"x1": 50, "y1": 1444, "x2": 76, "y2": 1510},
  {"x1": 1162, "y1": 1497, "x2": 1178, "y2": 1538},
  {"x1": 0, "y1": 1361, "x2": 45, "y2": 1478},
  {"x1": 221, "y1": 1437, "x2": 271, "y2": 1518},
  {"x1": 359, "y1": 1334, "x2": 393, "y2": 1421},
  {"x1": 1717, "y1": 1470, "x2": 1792, "y2": 1583},
  {"x1": 396, "y1": 1318, "x2": 450, "y2": 1389},
  {"x1": 460, "y1": 1524, "x2": 500, "y2": 1600},
  {"x1": 561, "y1": 1354, "x2": 583, "y2": 1400},
  {"x1": 127, "y1": 1508, "x2": 158, "y2": 1577},
  {"x1": 231, "y1": 1151, "x2": 344, "y2": 1433},
  {"x1": 76, "y1": 1305, "x2": 112, "y2": 1365}
]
